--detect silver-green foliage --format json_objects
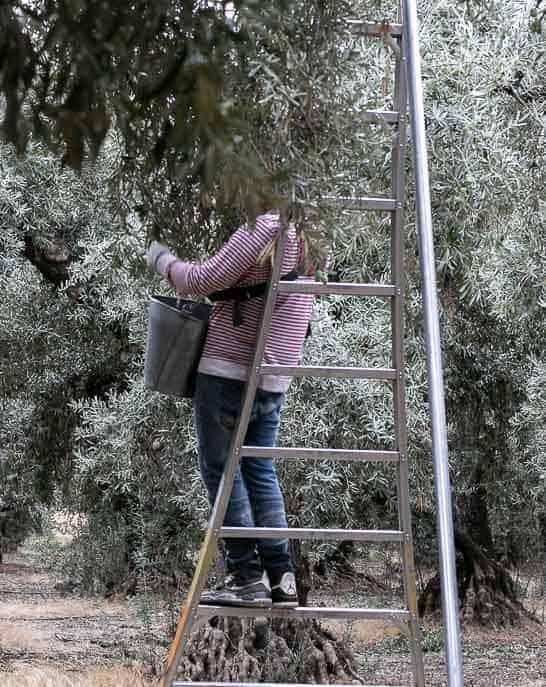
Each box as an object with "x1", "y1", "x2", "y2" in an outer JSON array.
[
  {"x1": 272, "y1": 0, "x2": 545, "y2": 565},
  {"x1": 419, "y1": 0, "x2": 545, "y2": 560},
  {"x1": 1, "y1": 0, "x2": 544, "y2": 584},
  {"x1": 0, "y1": 141, "x2": 206, "y2": 585}
]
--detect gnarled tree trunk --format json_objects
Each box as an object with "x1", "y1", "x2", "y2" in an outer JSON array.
[
  {"x1": 419, "y1": 368, "x2": 533, "y2": 626},
  {"x1": 418, "y1": 527, "x2": 529, "y2": 626},
  {"x1": 177, "y1": 617, "x2": 360, "y2": 685},
  {"x1": 419, "y1": 448, "x2": 528, "y2": 626}
]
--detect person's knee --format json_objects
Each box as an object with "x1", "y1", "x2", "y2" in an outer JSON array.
[
  {"x1": 241, "y1": 459, "x2": 280, "y2": 489},
  {"x1": 254, "y1": 502, "x2": 288, "y2": 528},
  {"x1": 225, "y1": 494, "x2": 255, "y2": 527}
]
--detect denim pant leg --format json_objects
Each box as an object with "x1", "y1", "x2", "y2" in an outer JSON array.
[
  {"x1": 241, "y1": 388, "x2": 294, "y2": 575},
  {"x1": 193, "y1": 374, "x2": 261, "y2": 575}
]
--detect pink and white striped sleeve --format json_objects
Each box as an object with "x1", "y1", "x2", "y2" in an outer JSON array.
[{"x1": 168, "y1": 218, "x2": 277, "y2": 296}]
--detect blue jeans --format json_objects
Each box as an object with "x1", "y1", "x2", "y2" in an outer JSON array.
[{"x1": 194, "y1": 373, "x2": 293, "y2": 577}]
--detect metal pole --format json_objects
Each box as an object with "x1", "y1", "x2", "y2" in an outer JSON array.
[{"x1": 402, "y1": 2, "x2": 464, "y2": 686}]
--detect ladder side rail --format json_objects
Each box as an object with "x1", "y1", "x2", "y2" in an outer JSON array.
[
  {"x1": 390, "y1": 8, "x2": 425, "y2": 684},
  {"x1": 161, "y1": 218, "x2": 290, "y2": 687},
  {"x1": 402, "y1": 2, "x2": 464, "y2": 686}
]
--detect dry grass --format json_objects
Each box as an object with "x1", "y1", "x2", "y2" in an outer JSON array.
[
  {"x1": 0, "y1": 599, "x2": 127, "y2": 620},
  {"x1": 322, "y1": 618, "x2": 402, "y2": 644},
  {"x1": 0, "y1": 622, "x2": 49, "y2": 650},
  {"x1": 0, "y1": 667, "x2": 156, "y2": 686}
]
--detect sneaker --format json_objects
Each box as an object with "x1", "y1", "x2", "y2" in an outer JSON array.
[
  {"x1": 270, "y1": 571, "x2": 298, "y2": 607},
  {"x1": 200, "y1": 571, "x2": 271, "y2": 608}
]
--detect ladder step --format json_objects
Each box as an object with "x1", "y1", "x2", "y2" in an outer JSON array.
[
  {"x1": 363, "y1": 109, "x2": 400, "y2": 124},
  {"x1": 175, "y1": 683, "x2": 404, "y2": 687},
  {"x1": 278, "y1": 281, "x2": 396, "y2": 297},
  {"x1": 260, "y1": 365, "x2": 397, "y2": 380},
  {"x1": 346, "y1": 19, "x2": 403, "y2": 37},
  {"x1": 220, "y1": 527, "x2": 405, "y2": 542},
  {"x1": 196, "y1": 605, "x2": 410, "y2": 622},
  {"x1": 322, "y1": 195, "x2": 397, "y2": 210},
  {"x1": 240, "y1": 446, "x2": 400, "y2": 462}
]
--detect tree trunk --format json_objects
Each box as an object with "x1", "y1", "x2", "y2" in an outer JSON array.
[
  {"x1": 23, "y1": 235, "x2": 71, "y2": 287},
  {"x1": 314, "y1": 541, "x2": 356, "y2": 578},
  {"x1": 420, "y1": 371, "x2": 533, "y2": 626},
  {"x1": 175, "y1": 617, "x2": 360, "y2": 684},
  {"x1": 419, "y1": 442, "x2": 529, "y2": 626},
  {"x1": 465, "y1": 457, "x2": 494, "y2": 554},
  {"x1": 418, "y1": 527, "x2": 530, "y2": 626}
]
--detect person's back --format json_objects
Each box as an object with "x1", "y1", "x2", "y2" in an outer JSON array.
[
  {"x1": 167, "y1": 211, "x2": 313, "y2": 391},
  {"x1": 147, "y1": 211, "x2": 316, "y2": 607}
]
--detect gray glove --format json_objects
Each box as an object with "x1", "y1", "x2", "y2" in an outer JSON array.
[{"x1": 146, "y1": 241, "x2": 177, "y2": 277}]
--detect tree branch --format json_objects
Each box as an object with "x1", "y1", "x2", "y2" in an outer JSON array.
[{"x1": 22, "y1": 234, "x2": 71, "y2": 287}]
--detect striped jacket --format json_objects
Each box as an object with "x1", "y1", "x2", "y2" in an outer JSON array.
[{"x1": 169, "y1": 212, "x2": 314, "y2": 392}]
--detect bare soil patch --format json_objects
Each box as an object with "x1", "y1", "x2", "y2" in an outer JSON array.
[
  {"x1": 0, "y1": 548, "x2": 147, "y2": 678},
  {"x1": 0, "y1": 545, "x2": 544, "y2": 686},
  {"x1": 1, "y1": 666, "x2": 149, "y2": 686}
]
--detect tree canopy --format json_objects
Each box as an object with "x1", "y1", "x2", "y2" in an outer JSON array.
[{"x1": 0, "y1": 0, "x2": 544, "y2": 630}]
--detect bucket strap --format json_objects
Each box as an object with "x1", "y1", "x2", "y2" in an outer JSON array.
[{"x1": 208, "y1": 268, "x2": 300, "y2": 327}]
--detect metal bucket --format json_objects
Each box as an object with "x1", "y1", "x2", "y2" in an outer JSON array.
[{"x1": 144, "y1": 295, "x2": 211, "y2": 398}]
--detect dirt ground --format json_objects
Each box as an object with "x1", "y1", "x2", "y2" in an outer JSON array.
[{"x1": 0, "y1": 544, "x2": 544, "y2": 686}]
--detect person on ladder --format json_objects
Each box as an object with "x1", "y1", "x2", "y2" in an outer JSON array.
[{"x1": 147, "y1": 209, "x2": 315, "y2": 608}]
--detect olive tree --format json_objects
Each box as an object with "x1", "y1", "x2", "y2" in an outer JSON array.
[{"x1": 1, "y1": 0, "x2": 544, "y2": 661}]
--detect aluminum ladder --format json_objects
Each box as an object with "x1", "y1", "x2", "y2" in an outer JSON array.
[{"x1": 161, "y1": 2, "x2": 464, "y2": 686}]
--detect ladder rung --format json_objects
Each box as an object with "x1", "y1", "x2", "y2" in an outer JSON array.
[
  {"x1": 346, "y1": 19, "x2": 403, "y2": 37},
  {"x1": 260, "y1": 365, "x2": 397, "y2": 380},
  {"x1": 220, "y1": 527, "x2": 405, "y2": 543},
  {"x1": 175, "y1": 683, "x2": 404, "y2": 687},
  {"x1": 363, "y1": 109, "x2": 400, "y2": 124},
  {"x1": 278, "y1": 281, "x2": 396, "y2": 297},
  {"x1": 240, "y1": 446, "x2": 400, "y2": 462},
  {"x1": 322, "y1": 195, "x2": 397, "y2": 210},
  {"x1": 196, "y1": 605, "x2": 410, "y2": 622}
]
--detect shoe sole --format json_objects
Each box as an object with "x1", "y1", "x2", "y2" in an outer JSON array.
[
  {"x1": 272, "y1": 600, "x2": 298, "y2": 608},
  {"x1": 200, "y1": 598, "x2": 272, "y2": 608}
]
